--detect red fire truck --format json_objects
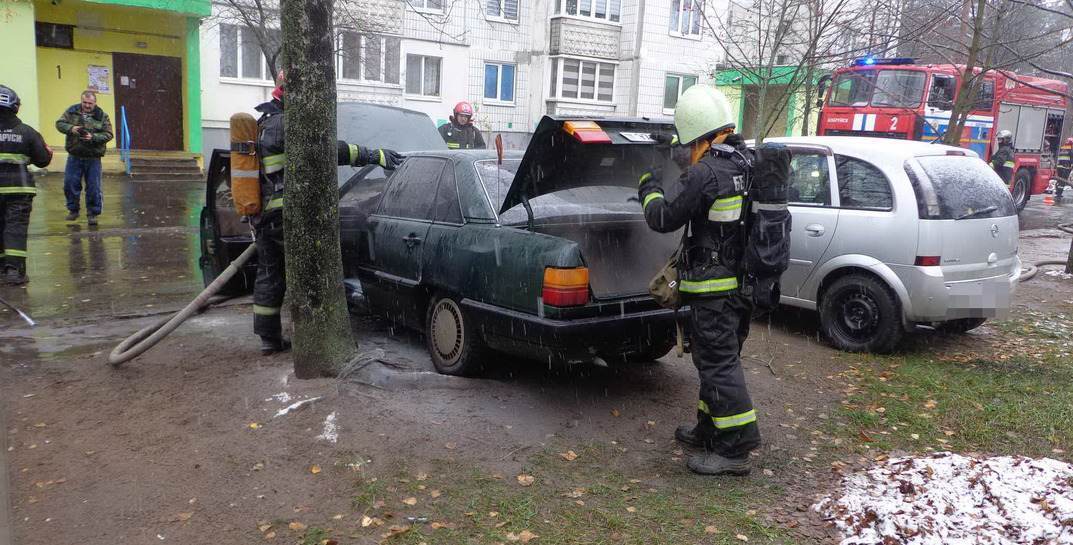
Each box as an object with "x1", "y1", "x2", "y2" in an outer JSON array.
[{"x1": 817, "y1": 57, "x2": 1069, "y2": 210}]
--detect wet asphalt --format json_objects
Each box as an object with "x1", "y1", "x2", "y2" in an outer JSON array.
[{"x1": 0, "y1": 173, "x2": 205, "y2": 324}]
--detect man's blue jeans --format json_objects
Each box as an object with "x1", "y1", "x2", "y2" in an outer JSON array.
[{"x1": 64, "y1": 156, "x2": 103, "y2": 216}]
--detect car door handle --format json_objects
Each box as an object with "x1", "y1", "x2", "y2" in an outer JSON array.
[
  {"x1": 805, "y1": 224, "x2": 825, "y2": 237},
  {"x1": 402, "y1": 233, "x2": 423, "y2": 248}
]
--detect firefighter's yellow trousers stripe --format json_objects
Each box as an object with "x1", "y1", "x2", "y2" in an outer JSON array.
[
  {"x1": 253, "y1": 305, "x2": 281, "y2": 316},
  {"x1": 698, "y1": 401, "x2": 757, "y2": 430}
]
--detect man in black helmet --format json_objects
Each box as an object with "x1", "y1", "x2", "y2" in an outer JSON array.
[{"x1": 0, "y1": 85, "x2": 53, "y2": 285}]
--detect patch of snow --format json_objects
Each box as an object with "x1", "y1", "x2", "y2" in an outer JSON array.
[
  {"x1": 814, "y1": 452, "x2": 1073, "y2": 545},
  {"x1": 317, "y1": 412, "x2": 338, "y2": 444},
  {"x1": 265, "y1": 392, "x2": 292, "y2": 404},
  {"x1": 1044, "y1": 269, "x2": 1073, "y2": 280},
  {"x1": 273, "y1": 396, "x2": 321, "y2": 418}
]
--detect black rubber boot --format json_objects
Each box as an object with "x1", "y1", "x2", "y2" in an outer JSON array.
[
  {"x1": 65, "y1": 211, "x2": 78, "y2": 221},
  {"x1": 686, "y1": 452, "x2": 751, "y2": 476},
  {"x1": 675, "y1": 424, "x2": 707, "y2": 449},
  {"x1": 260, "y1": 336, "x2": 292, "y2": 356},
  {"x1": 3, "y1": 267, "x2": 28, "y2": 286},
  {"x1": 87, "y1": 215, "x2": 99, "y2": 226}
]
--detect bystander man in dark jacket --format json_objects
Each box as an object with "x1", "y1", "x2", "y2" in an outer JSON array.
[{"x1": 56, "y1": 90, "x2": 112, "y2": 226}]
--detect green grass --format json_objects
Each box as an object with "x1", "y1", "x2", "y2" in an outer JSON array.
[
  {"x1": 833, "y1": 312, "x2": 1073, "y2": 458},
  {"x1": 322, "y1": 443, "x2": 794, "y2": 545}
]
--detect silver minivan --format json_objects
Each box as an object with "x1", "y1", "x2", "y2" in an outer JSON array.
[{"x1": 767, "y1": 136, "x2": 1020, "y2": 353}]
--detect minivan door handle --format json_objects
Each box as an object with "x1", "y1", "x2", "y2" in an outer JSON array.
[{"x1": 805, "y1": 224, "x2": 825, "y2": 237}]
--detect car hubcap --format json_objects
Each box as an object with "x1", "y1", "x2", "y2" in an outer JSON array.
[
  {"x1": 431, "y1": 300, "x2": 463, "y2": 364},
  {"x1": 838, "y1": 291, "x2": 879, "y2": 340},
  {"x1": 1014, "y1": 180, "x2": 1027, "y2": 204}
]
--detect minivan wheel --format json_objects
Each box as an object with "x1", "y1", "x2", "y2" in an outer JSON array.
[
  {"x1": 1012, "y1": 170, "x2": 1031, "y2": 211},
  {"x1": 426, "y1": 295, "x2": 485, "y2": 376},
  {"x1": 819, "y1": 275, "x2": 902, "y2": 353},
  {"x1": 937, "y1": 317, "x2": 987, "y2": 334}
]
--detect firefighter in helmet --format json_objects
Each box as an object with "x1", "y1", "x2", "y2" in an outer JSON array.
[
  {"x1": 991, "y1": 129, "x2": 1016, "y2": 185},
  {"x1": 0, "y1": 84, "x2": 53, "y2": 285},
  {"x1": 1056, "y1": 137, "x2": 1072, "y2": 204},
  {"x1": 637, "y1": 85, "x2": 761, "y2": 476},
  {"x1": 252, "y1": 71, "x2": 404, "y2": 355},
  {"x1": 438, "y1": 102, "x2": 486, "y2": 150}
]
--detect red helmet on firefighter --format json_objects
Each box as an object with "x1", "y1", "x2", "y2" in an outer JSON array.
[{"x1": 453, "y1": 101, "x2": 474, "y2": 124}]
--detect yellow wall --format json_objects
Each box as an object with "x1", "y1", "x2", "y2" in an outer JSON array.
[
  {"x1": 0, "y1": 0, "x2": 42, "y2": 130},
  {"x1": 32, "y1": 0, "x2": 187, "y2": 150}
]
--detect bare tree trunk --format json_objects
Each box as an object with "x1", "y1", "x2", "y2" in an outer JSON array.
[
  {"x1": 281, "y1": 0, "x2": 357, "y2": 378},
  {"x1": 943, "y1": 0, "x2": 986, "y2": 146}
]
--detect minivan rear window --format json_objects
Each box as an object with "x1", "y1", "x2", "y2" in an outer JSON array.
[{"x1": 905, "y1": 156, "x2": 1017, "y2": 220}]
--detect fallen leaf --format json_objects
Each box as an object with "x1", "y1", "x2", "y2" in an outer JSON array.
[
  {"x1": 416, "y1": 472, "x2": 428, "y2": 481},
  {"x1": 264, "y1": 531, "x2": 276, "y2": 540},
  {"x1": 516, "y1": 474, "x2": 535, "y2": 487},
  {"x1": 381, "y1": 525, "x2": 410, "y2": 539},
  {"x1": 258, "y1": 522, "x2": 273, "y2": 533},
  {"x1": 176, "y1": 512, "x2": 193, "y2": 522},
  {"x1": 361, "y1": 516, "x2": 373, "y2": 527},
  {"x1": 249, "y1": 423, "x2": 261, "y2": 430},
  {"x1": 402, "y1": 497, "x2": 418, "y2": 506},
  {"x1": 310, "y1": 465, "x2": 321, "y2": 475},
  {"x1": 705, "y1": 525, "x2": 718, "y2": 534},
  {"x1": 910, "y1": 433, "x2": 920, "y2": 440},
  {"x1": 506, "y1": 530, "x2": 539, "y2": 543},
  {"x1": 560, "y1": 450, "x2": 578, "y2": 461},
  {"x1": 430, "y1": 521, "x2": 456, "y2": 530},
  {"x1": 626, "y1": 506, "x2": 637, "y2": 513},
  {"x1": 564, "y1": 487, "x2": 586, "y2": 498},
  {"x1": 762, "y1": 469, "x2": 774, "y2": 476},
  {"x1": 495, "y1": 521, "x2": 508, "y2": 528},
  {"x1": 33, "y1": 423, "x2": 46, "y2": 428},
  {"x1": 611, "y1": 409, "x2": 621, "y2": 417},
  {"x1": 575, "y1": 500, "x2": 585, "y2": 506},
  {"x1": 332, "y1": 514, "x2": 344, "y2": 520},
  {"x1": 288, "y1": 521, "x2": 307, "y2": 531},
  {"x1": 736, "y1": 534, "x2": 749, "y2": 542},
  {"x1": 858, "y1": 430, "x2": 874, "y2": 443},
  {"x1": 429, "y1": 489, "x2": 442, "y2": 498},
  {"x1": 444, "y1": 442, "x2": 457, "y2": 450},
  {"x1": 488, "y1": 511, "x2": 499, "y2": 518},
  {"x1": 924, "y1": 399, "x2": 937, "y2": 409}
]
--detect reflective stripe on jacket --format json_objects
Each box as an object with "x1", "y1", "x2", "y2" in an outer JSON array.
[{"x1": 0, "y1": 113, "x2": 52, "y2": 192}]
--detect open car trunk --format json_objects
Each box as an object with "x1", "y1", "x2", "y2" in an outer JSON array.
[{"x1": 532, "y1": 216, "x2": 678, "y2": 300}]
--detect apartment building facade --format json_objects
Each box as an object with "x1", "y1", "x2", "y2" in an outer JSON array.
[{"x1": 198, "y1": 0, "x2": 725, "y2": 156}]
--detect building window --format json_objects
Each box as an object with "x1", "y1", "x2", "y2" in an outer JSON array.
[
  {"x1": 669, "y1": 0, "x2": 702, "y2": 36},
  {"x1": 484, "y1": 63, "x2": 516, "y2": 103},
  {"x1": 487, "y1": 0, "x2": 520, "y2": 20},
  {"x1": 219, "y1": 24, "x2": 280, "y2": 80},
  {"x1": 337, "y1": 32, "x2": 401, "y2": 85},
  {"x1": 776, "y1": 54, "x2": 788, "y2": 64},
  {"x1": 550, "y1": 58, "x2": 615, "y2": 103},
  {"x1": 555, "y1": 0, "x2": 620, "y2": 22},
  {"x1": 35, "y1": 22, "x2": 74, "y2": 49},
  {"x1": 413, "y1": 0, "x2": 443, "y2": 11},
  {"x1": 663, "y1": 74, "x2": 697, "y2": 110},
  {"x1": 406, "y1": 55, "x2": 441, "y2": 97}
]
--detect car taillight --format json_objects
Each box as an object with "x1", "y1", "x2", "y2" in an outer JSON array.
[
  {"x1": 562, "y1": 121, "x2": 612, "y2": 144},
  {"x1": 542, "y1": 267, "x2": 590, "y2": 307},
  {"x1": 915, "y1": 255, "x2": 941, "y2": 266}
]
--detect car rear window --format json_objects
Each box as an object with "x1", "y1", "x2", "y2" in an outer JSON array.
[{"x1": 906, "y1": 155, "x2": 1017, "y2": 220}]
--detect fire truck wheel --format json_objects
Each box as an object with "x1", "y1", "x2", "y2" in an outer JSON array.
[{"x1": 1013, "y1": 170, "x2": 1032, "y2": 212}]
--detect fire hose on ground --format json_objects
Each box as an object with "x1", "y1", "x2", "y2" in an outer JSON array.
[
  {"x1": 1019, "y1": 222, "x2": 1073, "y2": 282},
  {"x1": 107, "y1": 244, "x2": 256, "y2": 367}
]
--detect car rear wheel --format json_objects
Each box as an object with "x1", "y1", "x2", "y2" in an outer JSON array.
[
  {"x1": 1012, "y1": 170, "x2": 1031, "y2": 212},
  {"x1": 426, "y1": 295, "x2": 485, "y2": 376},
  {"x1": 819, "y1": 274, "x2": 902, "y2": 353},
  {"x1": 936, "y1": 317, "x2": 987, "y2": 334}
]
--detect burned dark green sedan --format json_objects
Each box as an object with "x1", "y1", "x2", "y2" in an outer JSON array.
[{"x1": 201, "y1": 104, "x2": 681, "y2": 375}]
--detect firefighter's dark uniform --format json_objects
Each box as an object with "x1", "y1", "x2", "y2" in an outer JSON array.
[
  {"x1": 0, "y1": 109, "x2": 52, "y2": 283},
  {"x1": 638, "y1": 141, "x2": 760, "y2": 459},
  {"x1": 252, "y1": 98, "x2": 393, "y2": 343},
  {"x1": 1056, "y1": 141, "x2": 1071, "y2": 201},
  {"x1": 991, "y1": 142, "x2": 1015, "y2": 184},
  {"x1": 438, "y1": 121, "x2": 486, "y2": 150}
]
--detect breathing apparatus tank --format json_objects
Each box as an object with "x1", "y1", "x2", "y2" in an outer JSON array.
[{"x1": 229, "y1": 112, "x2": 261, "y2": 216}]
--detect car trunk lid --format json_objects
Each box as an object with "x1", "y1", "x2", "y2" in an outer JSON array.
[{"x1": 498, "y1": 115, "x2": 677, "y2": 214}]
